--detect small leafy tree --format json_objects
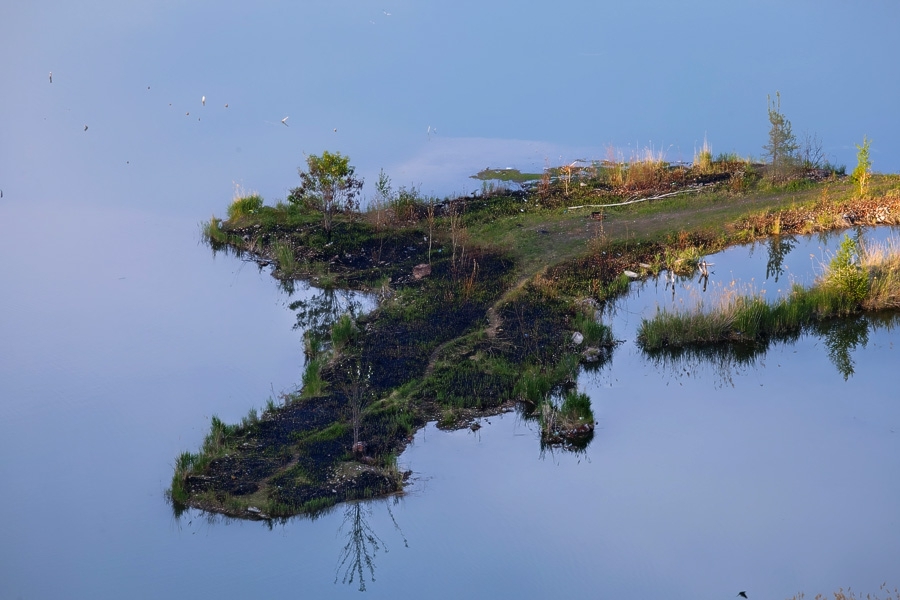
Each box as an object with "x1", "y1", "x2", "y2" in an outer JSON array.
[
  {"x1": 426, "y1": 196, "x2": 436, "y2": 264},
  {"x1": 763, "y1": 92, "x2": 799, "y2": 182},
  {"x1": 289, "y1": 151, "x2": 363, "y2": 238},
  {"x1": 827, "y1": 234, "x2": 868, "y2": 307},
  {"x1": 851, "y1": 136, "x2": 872, "y2": 197}
]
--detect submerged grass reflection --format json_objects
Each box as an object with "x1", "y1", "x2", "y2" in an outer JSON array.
[{"x1": 642, "y1": 309, "x2": 900, "y2": 383}]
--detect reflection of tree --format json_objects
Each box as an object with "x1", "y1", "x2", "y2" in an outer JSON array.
[
  {"x1": 765, "y1": 235, "x2": 797, "y2": 282},
  {"x1": 289, "y1": 285, "x2": 363, "y2": 344},
  {"x1": 642, "y1": 342, "x2": 771, "y2": 389},
  {"x1": 335, "y1": 502, "x2": 383, "y2": 591},
  {"x1": 816, "y1": 317, "x2": 869, "y2": 380},
  {"x1": 335, "y1": 499, "x2": 407, "y2": 592}
]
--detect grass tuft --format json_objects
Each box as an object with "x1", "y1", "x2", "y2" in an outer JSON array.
[{"x1": 227, "y1": 193, "x2": 264, "y2": 221}]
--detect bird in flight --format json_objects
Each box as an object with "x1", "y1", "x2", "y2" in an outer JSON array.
[
  {"x1": 281, "y1": 116, "x2": 289, "y2": 126},
  {"x1": 49, "y1": 71, "x2": 52, "y2": 83},
  {"x1": 383, "y1": 10, "x2": 391, "y2": 15},
  {"x1": 738, "y1": 593, "x2": 748, "y2": 599},
  {"x1": 201, "y1": 95, "x2": 206, "y2": 106},
  {"x1": 224, "y1": 103, "x2": 229, "y2": 108},
  {"x1": 83, "y1": 125, "x2": 88, "y2": 131}
]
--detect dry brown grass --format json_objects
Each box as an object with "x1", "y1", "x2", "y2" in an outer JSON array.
[
  {"x1": 693, "y1": 137, "x2": 713, "y2": 174},
  {"x1": 861, "y1": 237, "x2": 900, "y2": 310},
  {"x1": 624, "y1": 147, "x2": 670, "y2": 191}
]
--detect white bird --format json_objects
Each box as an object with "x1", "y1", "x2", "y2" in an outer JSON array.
[
  {"x1": 281, "y1": 116, "x2": 289, "y2": 126},
  {"x1": 383, "y1": 10, "x2": 391, "y2": 15},
  {"x1": 49, "y1": 71, "x2": 52, "y2": 83},
  {"x1": 201, "y1": 95, "x2": 206, "y2": 106}
]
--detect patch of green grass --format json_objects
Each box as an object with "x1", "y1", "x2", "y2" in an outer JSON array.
[
  {"x1": 297, "y1": 496, "x2": 338, "y2": 515},
  {"x1": 538, "y1": 390, "x2": 594, "y2": 445},
  {"x1": 203, "y1": 415, "x2": 238, "y2": 456},
  {"x1": 273, "y1": 241, "x2": 298, "y2": 276},
  {"x1": 227, "y1": 193, "x2": 264, "y2": 220},
  {"x1": 300, "y1": 422, "x2": 348, "y2": 443},
  {"x1": 513, "y1": 365, "x2": 554, "y2": 405},
  {"x1": 301, "y1": 358, "x2": 326, "y2": 398},
  {"x1": 558, "y1": 391, "x2": 594, "y2": 429},
  {"x1": 331, "y1": 314, "x2": 358, "y2": 351},
  {"x1": 571, "y1": 310, "x2": 613, "y2": 347},
  {"x1": 201, "y1": 216, "x2": 232, "y2": 246},
  {"x1": 439, "y1": 408, "x2": 457, "y2": 428},
  {"x1": 240, "y1": 407, "x2": 259, "y2": 429},
  {"x1": 168, "y1": 413, "x2": 243, "y2": 508},
  {"x1": 168, "y1": 450, "x2": 200, "y2": 506},
  {"x1": 421, "y1": 344, "x2": 518, "y2": 409}
]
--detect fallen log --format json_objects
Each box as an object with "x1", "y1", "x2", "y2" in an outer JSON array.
[{"x1": 567, "y1": 186, "x2": 705, "y2": 211}]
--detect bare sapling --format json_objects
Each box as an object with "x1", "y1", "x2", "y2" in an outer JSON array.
[
  {"x1": 343, "y1": 361, "x2": 371, "y2": 455},
  {"x1": 426, "y1": 197, "x2": 436, "y2": 264}
]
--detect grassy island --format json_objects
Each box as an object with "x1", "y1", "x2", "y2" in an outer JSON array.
[{"x1": 169, "y1": 147, "x2": 900, "y2": 520}]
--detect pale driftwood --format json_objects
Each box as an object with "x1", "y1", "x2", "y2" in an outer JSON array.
[{"x1": 566, "y1": 186, "x2": 704, "y2": 211}]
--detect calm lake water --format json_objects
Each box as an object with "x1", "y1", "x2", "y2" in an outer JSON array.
[{"x1": 2, "y1": 200, "x2": 898, "y2": 600}]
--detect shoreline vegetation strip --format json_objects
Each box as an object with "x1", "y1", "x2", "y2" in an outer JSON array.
[{"x1": 637, "y1": 235, "x2": 900, "y2": 351}]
